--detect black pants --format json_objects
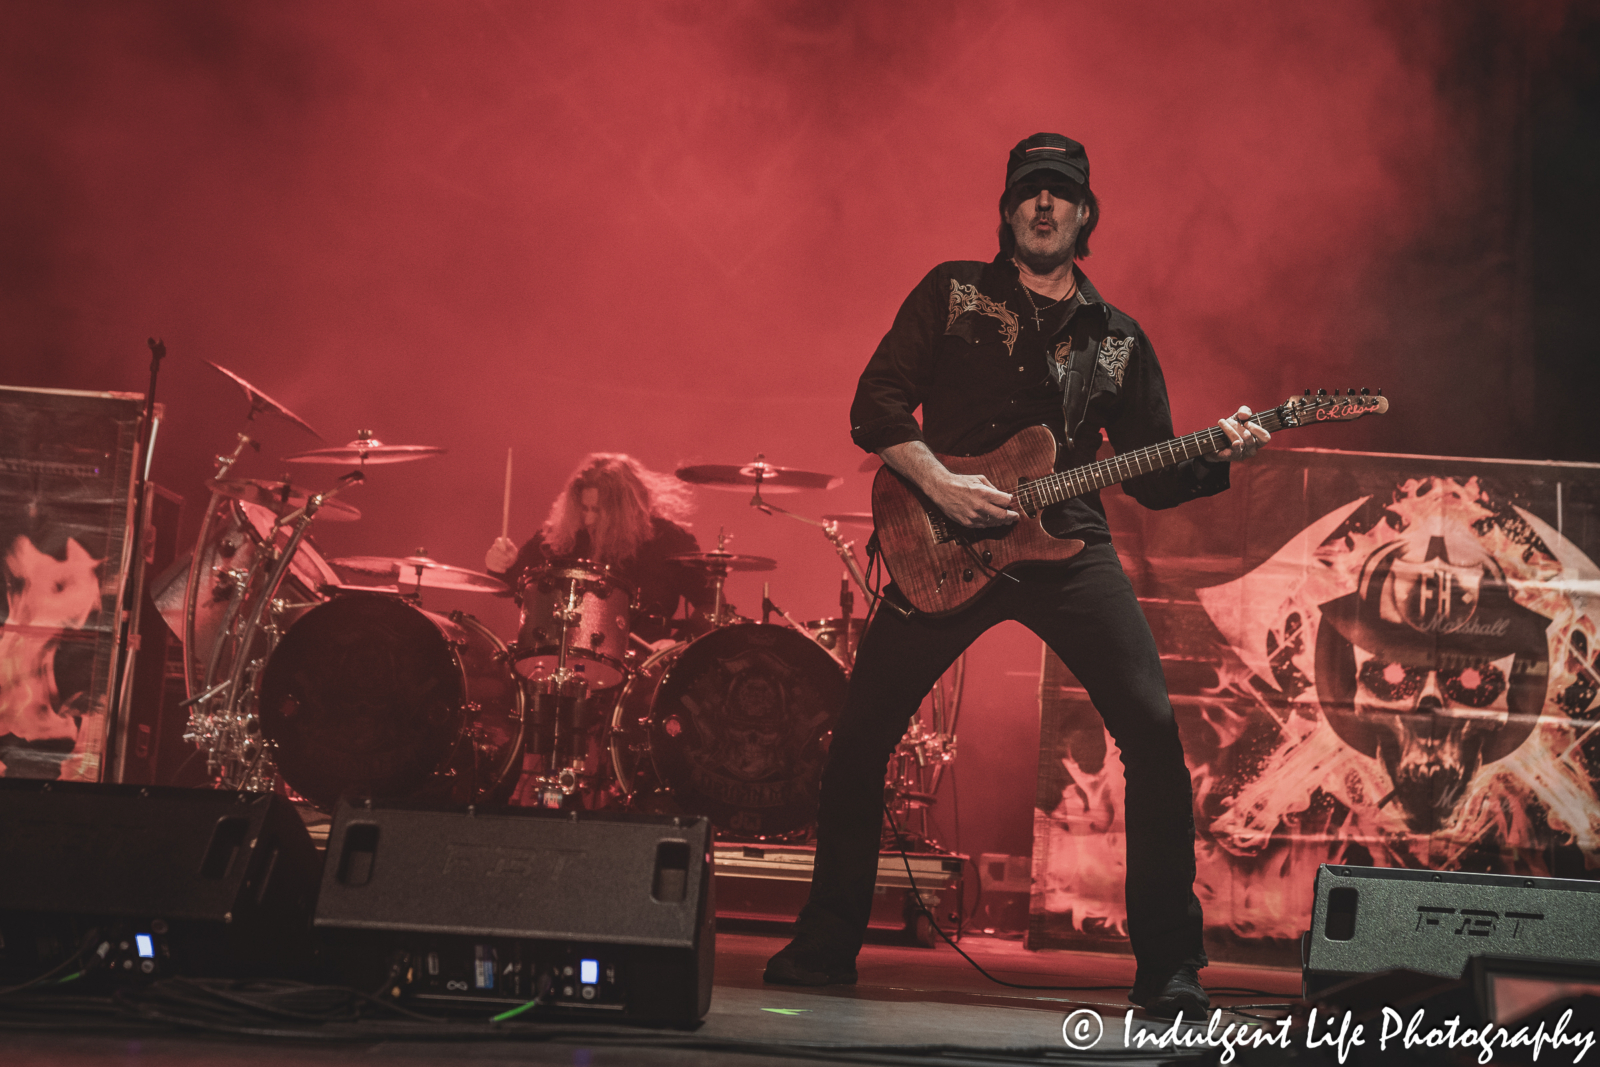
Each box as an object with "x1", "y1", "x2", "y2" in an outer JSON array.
[{"x1": 795, "y1": 542, "x2": 1207, "y2": 981}]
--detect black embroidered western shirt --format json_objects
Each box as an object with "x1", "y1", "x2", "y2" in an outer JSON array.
[{"x1": 849, "y1": 253, "x2": 1229, "y2": 540}]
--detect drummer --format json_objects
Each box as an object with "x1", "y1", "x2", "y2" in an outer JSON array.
[{"x1": 485, "y1": 453, "x2": 716, "y2": 647}]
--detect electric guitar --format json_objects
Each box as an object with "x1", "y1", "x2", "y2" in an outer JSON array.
[{"x1": 870, "y1": 389, "x2": 1389, "y2": 616}]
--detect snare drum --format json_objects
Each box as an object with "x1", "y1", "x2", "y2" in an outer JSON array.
[
  {"x1": 258, "y1": 592, "x2": 525, "y2": 810},
  {"x1": 609, "y1": 623, "x2": 847, "y2": 839},
  {"x1": 512, "y1": 559, "x2": 634, "y2": 689}
]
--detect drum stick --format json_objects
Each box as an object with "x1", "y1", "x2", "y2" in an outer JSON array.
[{"x1": 500, "y1": 447, "x2": 513, "y2": 541}]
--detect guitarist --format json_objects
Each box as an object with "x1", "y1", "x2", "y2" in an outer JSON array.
[{"x1": 763, "y1": 133, "x2": 1271, "y2": 1018}]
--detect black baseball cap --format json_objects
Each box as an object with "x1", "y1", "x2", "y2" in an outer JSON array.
[{"x1": 1005, "y1": 132, "x2": 1090, "y2": 191}]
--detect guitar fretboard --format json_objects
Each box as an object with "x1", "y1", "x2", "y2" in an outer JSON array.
[{"x1": 1014, "y1": 408, "x2": 1289, "y2": 511}]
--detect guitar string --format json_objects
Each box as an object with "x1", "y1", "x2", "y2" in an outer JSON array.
[{"x1": 1011, "y1": 401, "x2": 1372, "y2": 511}]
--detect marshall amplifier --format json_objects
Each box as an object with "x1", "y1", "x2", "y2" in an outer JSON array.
[
  {"x1": 313, "y1": 801, "x2": 715, "y2": 1024},
  {"x1": 1302, "y1": 863, "x2": 1600, "y2": 997}
]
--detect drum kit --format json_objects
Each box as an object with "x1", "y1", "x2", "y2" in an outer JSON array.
[{"x1": 158, "y1": 363, "x2": 961, "y2": 845}]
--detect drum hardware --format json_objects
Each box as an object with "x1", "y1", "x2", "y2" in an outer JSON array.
[
  {"x1": 607, "y1": 623, "x2": 848, "y2": 840},
  {"x1": 204, "y1": 359, "x2": 326, "y2": 442},
  {"x1": 188, "y1": 472, "x2": 365, "y2": 791},
  {"x1": 256, "y1": 592, "x2": 525, "y2": 810},
  {"x1": 667, "y1": 529, "x2": 777, "y2": 629},
  {"x1": 327, "y1": 552, "x2": 509, "y2": 597},
  {"x1": 206, "y1": 477, "x2": 362, "y2": 522},
  {"x1": 674, "y1": 454, "x2": 843, "y2": 496},
  {"x1": 511, "y1": 559, "x2": 634, "y2": 688},
  {"x1": 284, "y1": 429, "x2": 448, "y2": 467}
]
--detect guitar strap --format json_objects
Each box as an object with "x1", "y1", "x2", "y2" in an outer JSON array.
[{"x1": 1052, "y1": 299, "x2": 1105, "y2": 452}]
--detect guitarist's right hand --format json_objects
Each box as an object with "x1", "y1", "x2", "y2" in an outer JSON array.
[
  {"x1": 930, "y1": 473, "x2": 1020, "y2": 529},
  {"x1": 880, "y1": 441, "x2": 1019, "y2": 529}
]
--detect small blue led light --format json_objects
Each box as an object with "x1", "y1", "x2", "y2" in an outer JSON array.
[
  {"x1": 580, "y1": 959, "x2": 598, "y2": 985},
  {"x1": 135, "y1": 934, "x2": 154, "y2": 959}
]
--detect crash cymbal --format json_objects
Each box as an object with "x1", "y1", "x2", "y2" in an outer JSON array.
[
  {"x1": 207, "y1": 478, "x2": 361, "y2": 521},
  {"x1": 821, "y1": 512, "x2": 875, "y2": 527},
  {"x1": 284, "y1": 430, "x2": 446, "y2": 466},
  {"x1": 205, "y1": 361, "x2": 325, "y2": 441},
  {"x1": 667, "y1": 550, "x2": 778, "y2": 573},
  {"x1": 328, "y1": 553, "x2": 507, "y2": 593},
  {"x1": 675, "y1": 455, "x2": 842, "y2": 494}
]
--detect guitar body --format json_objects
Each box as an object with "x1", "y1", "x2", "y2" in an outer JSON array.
[{"x1": 870, "y1": 425, "x2": 1084, "y2": 617}]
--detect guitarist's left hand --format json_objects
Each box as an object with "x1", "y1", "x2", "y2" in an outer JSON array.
[{"x1": 1214, "y1": 405, "x2": 1271, "y2": 461}]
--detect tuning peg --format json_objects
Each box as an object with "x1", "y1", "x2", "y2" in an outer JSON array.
[
  {"x1": 1377, "y1": 387, "x2": 1384, "y2": 396},
  {"x1": 1360, "y1": 388, "x2": 1370, "y2": 395},
  {"x1": 1317, "y1": 388, "x2": 1328, "y2": 397},
  {"x1": 1304, "y1": 388, "x2": 1312, "y2": 396}
]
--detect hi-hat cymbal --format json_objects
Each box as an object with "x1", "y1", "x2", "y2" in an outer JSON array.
[
  {"x1": 207, "y1": 478, "x2": 361, "y2": 521},
  {"x1": 821, "y1": 512, "x2": 875, "y2": 527},
  {"x1": 285, "y1": 431, "x2": 446, "y2": 466},
  {"x1": 675, "y1": 456, "x2": 841, "y2": 494},
  {"x1": 667, "y1": 551, "x2": 778, "y2": 573},
  {"x1": 206, "y1": 361, "x2": 325, "y2": 441},
  {"x1": 329, "y1": 554, "x2": 507, "y2": 593}
]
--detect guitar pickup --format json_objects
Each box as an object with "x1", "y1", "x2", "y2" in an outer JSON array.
[{"x1": 924, "y1": 508, "x2": 957, "y2": 544}]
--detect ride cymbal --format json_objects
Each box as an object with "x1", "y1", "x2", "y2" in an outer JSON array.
[
  {"x1": 821, "y1": 512, "x2": 875, "y2": 527},
  {"x1": 329, "y1": 554, "x2": 507, "y2": 593},
  {"x1": 285, "y1": 431, "x2": 446, "y2": 466},
  {"x1": 206, "y1": 478, "x2": 361, "y2": 521},
  {"x1": 675, "y1": 455, "x2": 841, "y2": 494},
  {"x1": 667, "y1": 551, "x2": 778, "y2": 573}
]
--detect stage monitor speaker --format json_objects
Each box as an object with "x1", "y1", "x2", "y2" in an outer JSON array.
[
  {"x1": 0, "y1": 781, "x2": 321, "y2": 983},
  {"x1": 313, "y1": 801, "x2": 715, "y2": 1024},
  {"x1": 1302, "y1": 863, "x2": 1600, "y2": 998}
]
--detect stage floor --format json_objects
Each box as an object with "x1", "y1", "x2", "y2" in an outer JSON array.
[{"x1": 2, "y1": 929, "x2": 1303, "y2": 1066}]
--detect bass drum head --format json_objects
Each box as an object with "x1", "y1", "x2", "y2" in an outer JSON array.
[
  {"x1": 648, "y1": 623, "x2": 847, "y2": 840},
  {"x1": 260, "y1": 593, "x2": 467, "y2": 809}
]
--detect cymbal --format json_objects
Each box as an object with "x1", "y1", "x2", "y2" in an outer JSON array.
[
  {"x1": 328, "y1": 554, "x2": 507, "y2": 593},
  {"x1": 207, "y1": 478, "x2": 361, "y2": 521},
  {"x1": 667, "y1": 551, "x2": 778, "y2": 573},
  {"x1": 206, "y1": 361, "x2": 325, "y2": 441},
  {"x1": 675, "y1": 458, "x2": 842, "y2": 494},
  {"x1": 284, "y1": 431, "x2": 446, "y2": 466},
  {"x1": 821, "y1": 512, "x2": 875, "y2": 527}
]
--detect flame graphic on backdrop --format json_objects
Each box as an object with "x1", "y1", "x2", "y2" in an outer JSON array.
[{"x1": 0, "y1": 535, "x2": 104, "y2": 778}]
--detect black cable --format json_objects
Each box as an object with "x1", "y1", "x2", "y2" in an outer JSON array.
[{"x1": 0, "y1": 929, "x2": 101, "y2": 996}]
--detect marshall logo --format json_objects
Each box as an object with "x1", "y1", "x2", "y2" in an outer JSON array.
[{"x1": 1414, "y1": 906, "x2": 1544, "y2": 937}]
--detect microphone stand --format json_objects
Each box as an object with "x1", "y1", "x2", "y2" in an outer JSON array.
[{"x1": 108, "y1": 338, "x2": 166, "y2": 782}]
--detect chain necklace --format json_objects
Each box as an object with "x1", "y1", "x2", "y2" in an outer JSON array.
[{"x1": 1017, "y1": 278, "x2": 1078, "y2": 331}]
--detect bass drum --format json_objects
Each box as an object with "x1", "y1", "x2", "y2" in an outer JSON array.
[
  {"x1": 258, "y1": 593, "x2": 524, "y2": 810},
  {"x1": 610, "y1": 624, "x2": 847, "y2": 840}
]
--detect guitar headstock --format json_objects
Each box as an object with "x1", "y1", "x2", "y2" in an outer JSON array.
[{"x1": 1275, "y1": 388, "x2": 1389, "y2": 428}]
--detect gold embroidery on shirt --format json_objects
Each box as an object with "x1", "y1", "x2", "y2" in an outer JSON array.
[
  {"x1": 1052, "y1": 339, "x2": 1073, "y2": 367},
  {"x1": 947, "y1": 281, "x2": 1019, "y2": 356},
  {"x1": 1098, "y1": 334, "x2": 1135, "y2": 388}
]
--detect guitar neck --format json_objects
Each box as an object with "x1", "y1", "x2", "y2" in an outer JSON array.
[{"x1": 1018, "y1": 408, "x2": 1290, "y2": 509}]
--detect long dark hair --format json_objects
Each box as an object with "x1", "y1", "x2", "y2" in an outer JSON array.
[{"x1": 997, "y1": 181, "x2": 1100, "y2": 261}]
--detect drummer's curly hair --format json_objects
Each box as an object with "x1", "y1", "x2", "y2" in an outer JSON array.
[{"x1": 543, "y1": 453, "x2": 693, "y2": 562}]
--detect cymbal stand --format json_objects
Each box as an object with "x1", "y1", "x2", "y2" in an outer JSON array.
[
  {"x1": 747, "y1": 481, "x2": 877, "y2": 607},
  {"x1": 180, "y1": 432, "x2": 259, "y2": 698},
  {"x1": 188, "y1": 472, "x2": 363, "y2": 791},
  {"x1": 884, "y1": 654, "x2": 963, "y2": 849},
  {"x1": 523, "y1": 574, "x2": 597, "y2": 810}
]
